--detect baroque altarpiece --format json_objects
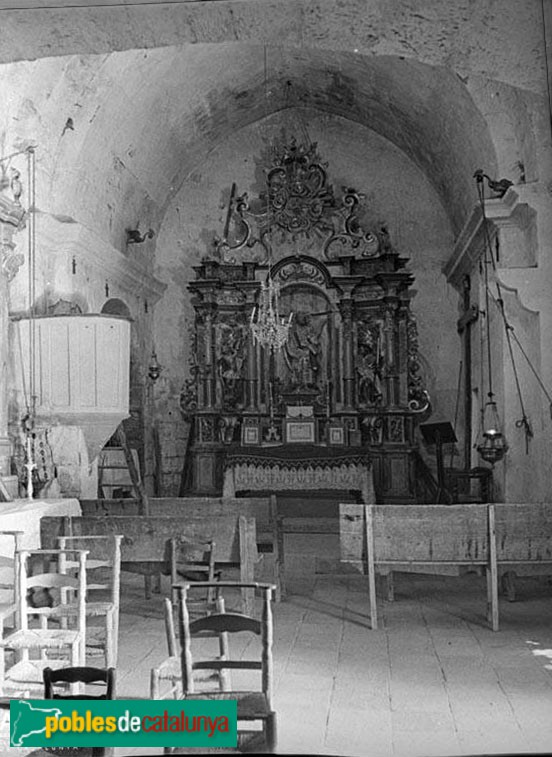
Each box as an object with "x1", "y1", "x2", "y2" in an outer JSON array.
[{"x1": 180, "y1": 138, "x2": 430, "y2": 503}]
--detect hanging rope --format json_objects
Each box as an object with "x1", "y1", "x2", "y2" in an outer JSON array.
[
  {"x1": 487, "y1": 285, "x2": 552, "y2": 418},
  {"x1": 493, "y1": 294, "x2": 533, "y2": 452},
  {"x1": 450, "y1": 359, "x2": 462, "y2": 468},
  {"x1": 541, "y1": 0, "x2": 552, "y2": 139},
  {"x1": 476, "y1": 175, "x2": 547, "y2": 453}
]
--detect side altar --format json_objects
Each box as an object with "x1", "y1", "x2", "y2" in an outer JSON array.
[{"x1": 180, "y1": 138, "x2": 430, "y2": 503}]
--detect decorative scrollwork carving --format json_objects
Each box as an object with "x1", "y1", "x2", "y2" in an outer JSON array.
[
  {"x1": 214, "y1": 191, "x2": 254, "y2": 263},
  {"x1": 325, "y1": 188, "x2": 380, "y2": 260},
  {"x1": 407, "y1": 314, "x2": 431, "y2": 413},
  {"x1": 275, "y1": 260, "x2": 326, "y2": 286},
  {"x1": 266, "y1": 139, "x2": 335, "y2": 237}
]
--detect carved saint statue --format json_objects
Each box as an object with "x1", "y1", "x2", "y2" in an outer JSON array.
[
  {"x1": 357, "y1": 321, "x2": 383, "y2": 405},
  {"x1": 217, "y1": 322, "x2": 245, "y2": 407},
  {"x1": 283, "y1": 311, "x2": 321, "y2": 390}
]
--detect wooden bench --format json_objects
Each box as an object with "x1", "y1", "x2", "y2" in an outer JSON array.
[
  {"x1": 340, "y1": 503, "x2": 498, "y2": 631},
  {"x1": 79, "y1": 496, "x2": 284, "y2": 600},
  {"x1": 493, "y1": 503, "x2": 552, "y2": 606},
  {"x1": 41, "y1": 514, "x2": 258, "y2": 615}
]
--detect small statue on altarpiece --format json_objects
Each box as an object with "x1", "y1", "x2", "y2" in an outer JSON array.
[
  {"x1": 357, "y1": 321, "x2": 383, "y2": 405},
  {"x1": 217, "y1": 322, "x2": 245, "y2": 407},
  {"x1": 283, "y1": 311, "x2": 322, "y2": 391}
]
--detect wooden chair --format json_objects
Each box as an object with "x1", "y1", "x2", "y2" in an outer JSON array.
[
  {"x1": 39, "y1": 666, "x2": 116, "y2": 757},
  {"x1": 171, "y1": 581, "x2": 277, "y2": 754},
  {"x1": 57, "y1": 534, "x2": 123, "y2": 667},
  {"x1": 44, "y1": 664, "x2": 116, "y2": 700},
  {"x1": 151, "y1": 595, "x2": 229, "y2": 700},
  {"x1": 0, "y1": 531, "x2": 24, "y2": 638},
  {"x1": 0, "y1": 549, "x2": 87, "y2": 698},
  {"x1": 169, "y1": 538, "x2": 220, "y2": 608}
]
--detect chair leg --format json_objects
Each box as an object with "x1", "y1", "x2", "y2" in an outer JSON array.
[
  {"x1": 265, "y1": 712, "x2": 277, "y2": 753},
  {"x1": 144, "y1": 575, "x2": 152, "y2": 599},
  {"x1": 71, "y1": 642, "x2": 82, "y2": 695},
  {"x1": 106, "y1": 611, "x2": 115, "y2": 669},
  {"x1": 502, "y1": 570, "x2": 517, "y2": 602},
  {"x1": 150, "y1": 668, "x2": 159, "y2": 699},
  {"x1": 112, "y1": 608, "x2": 120, "y2": 668}
]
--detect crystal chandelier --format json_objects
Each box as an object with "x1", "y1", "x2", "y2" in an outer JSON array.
[
  {"x1": 250, "y1": 277, "x2": 292, "y2": 352},
  {"x1": 249, "y1": 46, "x2": 294, "y2": 353}
]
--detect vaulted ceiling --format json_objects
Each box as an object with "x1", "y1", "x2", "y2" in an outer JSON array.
[{"x1": 0, "y1": 0, "x2": 546, "y2": 247}]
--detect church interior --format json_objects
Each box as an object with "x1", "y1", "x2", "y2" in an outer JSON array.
[{"x1": 0, "y1": 0, "x2": 551, "y2": 755}]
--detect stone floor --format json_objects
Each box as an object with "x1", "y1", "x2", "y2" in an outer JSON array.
[
  {"x1": 112, "y1": 559, "x2": 552, "y2": 757},
  {"x1": 2, "y1": 535, "x2": 552, "y2": 756}
]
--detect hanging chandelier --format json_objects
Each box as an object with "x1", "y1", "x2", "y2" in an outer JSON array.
[
  {"x1": 250, "y1": 277, "x2": 292, "y2": 352},
  {"x1": 248, "y1": 45, "x2": 294, "y2": 353},
  {"x1": 474, "y1": 169, "x2": 508, "y2": 466}
]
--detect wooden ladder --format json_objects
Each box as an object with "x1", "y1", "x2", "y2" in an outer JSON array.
[{"x1": 98, "y1": 425, "x2": 150, "y2": 516}]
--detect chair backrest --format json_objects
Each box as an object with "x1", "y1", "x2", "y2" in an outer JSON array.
[
  {"x1": 162, "y1": 592, "x2": 227, "y2": 658},
  {"x1": 57, "y1": 534, "x2": 122, "y2": 605},
  {"x1": 176, "y1": 581, "x2": 274, "y2": 705},
  {"x1": 17, "y1": 549, "x2": 87, "y2": 634},
  {"x1": 44, "y1": 666, "x2": 116, "y2": 700},
  {"x1": 169, "y1": 539, "x2": 217, "y2": 606},
  {"x1": 0, "y1": 530, "x2": 24, "y2": 606}
]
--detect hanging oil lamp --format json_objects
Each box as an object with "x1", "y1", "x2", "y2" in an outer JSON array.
[
  {"x1": 477, "y1": 394, "x2": 508, "y2": 465},
  {"x1": 474, "y1": 169, "x2": 508, "y2": 466}
]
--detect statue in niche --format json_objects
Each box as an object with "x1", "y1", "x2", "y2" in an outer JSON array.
[
  {"x1": 283, "y1": 311, "x2": 322, "y2": 391},
  {"x1": 357, "y1": 321, "x2": 383, "y2": 405},
  {"x1": 217, "y1": 322, "x2": 245, "y2": 407}
]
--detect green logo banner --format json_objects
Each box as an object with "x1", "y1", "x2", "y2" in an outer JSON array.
[{"x1": 10, "y1": 699, "x2": 237, "y2": 748}]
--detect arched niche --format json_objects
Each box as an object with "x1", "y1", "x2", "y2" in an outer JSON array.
[{"x1": 101, "y1": 298, "x2": 131, "y2": 318}]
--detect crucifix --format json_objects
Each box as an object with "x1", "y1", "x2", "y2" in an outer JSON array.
[{"x1": 456, "y1": 274, "x2": 479, "y2": 470}]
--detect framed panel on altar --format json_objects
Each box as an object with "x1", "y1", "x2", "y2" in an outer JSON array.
[
  {"x1": 285, "y1": 419, "x2": 316, "y2": 444},
  {"x1": 328, "y1": 423, "x2": 345, "y2": 446},
  {"x1": 242, "y1": 422, "x2": 260, "y2": 446}
]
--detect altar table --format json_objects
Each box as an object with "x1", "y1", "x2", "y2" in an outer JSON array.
[{"x1": 223, "y1": 446, "x2": 375, "y2": 503}]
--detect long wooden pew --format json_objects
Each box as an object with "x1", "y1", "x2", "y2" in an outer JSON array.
[
  {"x1": 340, "y1": 503, "x2": 498, "y2": 631},
  {"x1": 79, "y1": 496, "x2": 284, "y2": 600},
  {"x1": 41, "y1": 514, "x2": 258, "y2": 614},
  {"x1": 493, "y1": 503, "x2": 552, "y2": 606}
]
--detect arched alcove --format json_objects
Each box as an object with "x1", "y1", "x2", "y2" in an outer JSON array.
[{"x1": 101, "y1": 298, "x2": 131, "y2": 318}]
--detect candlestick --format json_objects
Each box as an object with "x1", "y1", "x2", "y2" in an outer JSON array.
[
  {"x1": 25, "y1": 436, "x2": 36, "y2": 501},
  {"x1": 269, "y1": 382, "x2": 274, "y2": 421},
  {"x1": 326, "y1": 381, "x2": 331, "y2": 419}
]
